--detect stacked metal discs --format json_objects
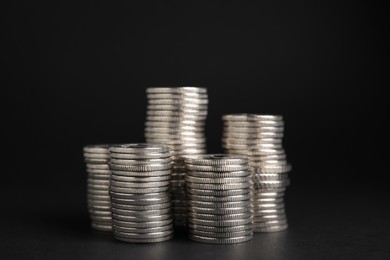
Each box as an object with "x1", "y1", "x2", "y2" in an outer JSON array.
[
  {"x1": 184, "y1": 154, "x2": 253, "y2": 244},
  {"x1": 108, "y1": 144, "x2": 174, "y2": 243},
  {"x1": 144, "y1": 87, "x2": 208, "y2": 226},
  {"x1": 222, "y1": 114, "x2": 291, "y2": 232},
  {"x1": 83, "y1": 144, "x2": 112, "y2": 231}
]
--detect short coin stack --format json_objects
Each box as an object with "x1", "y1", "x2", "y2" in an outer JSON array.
[
  {"x1": 144, "y1": 87, "x2": 208, "y2": 226},
  {"x1": 222, "y1": 114, "x2": 291, "y2": 232},
  {"x1": 83, "y1": 144, "x2": 112, "y2": 231},
  {"x1": 184, "y1": 154, "x2": 253, "y2": 244},
  {"x1": 108, "y1": 144, "x2": 174, "y2": 243}
]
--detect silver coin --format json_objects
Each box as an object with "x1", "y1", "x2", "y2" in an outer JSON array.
[
  {"x1": 190, "y1": 229, "x2": 252, "y2": 239},
  {"x1": 253, "y1": 223, "x2": 288, "y2": 233},
  {"x1": 88, "y1": 179, "x2": 110, "y2": 185},
  {"x1": 185, "y1": 164, "x2": 249, "y2": 172},
  {"x1": 253, "y1": 218, "x2": 287, "y2": 226},
  {"x1": 91, "y1": 223, "x2": 112, "y2": 231},
  {"x1": 114, "y1": 233, "x2": 174, "y2": 243},
  {"x1": 254, "y1": 187, "x2": 286, "y2": 194},
  {"x1": 188, "y1": 206, "x2": 252, "y2": 215},
  {"x1": 83, "y1": 152, "x2": 111, "y2": 159},
  {"x1": 146, "y1": 115, "x2": 206, "y2": 122},
  {"x1": 253, "y1": 208, "x2": 286, "y2": 214},
  {"x1": 113, "y1": 230, "x2": 174, "y2": 239},
  {"x1": 188, "y1": 216, "x2": 253, "y2": 227},
  {"x1": 88, "y1": 209, "x2": 112, "y2": 216},
  {"x1": 223, "y1": 114, "x2": 283, "y2": 122},
  {"x1": 187, "y1": 170, "x2": 249, "y2": 178},
  {"x1": 109, "y1": 143, "x2": 170, "y2": 154},
  {"x1": 186, "y1": 182, "x2": 251, "y2": 190},
  {"x1": 86, "y1": 169, "x2": 111, "y2": 175},
  {"x1": 109, "y1": 191, "x2": 170, "y2": 199},
  {"x1": 146, "y1": 109, "x2": 208, "y2": 116},
  {"x1": 112, "y1": 213, "x2": 171, "y2": 222},
  {"x1": 147, "y1": 104, "x2": 208, "y2": 110},
  {"x1": 88, "y1": 189, "x2": 109, "y2": 196},
  {"x1": 253, "y1": 173, "x2": 289, "y2": 181},
  {"x1": 226, "y1": 148, "x2": 286, "y2": 156},
  {"x1": 185, "y1": 175, "x2": 250, "y2": 184},
  {"x1": 253, "y1": 213, "x2": 287, "y2": 220},
  {"x1": 145, "y1": 131, "x2": 206, "y2": 139},
  {"x1": 113, "y1": 224, "x2": 173, "y2": 234},
  {"x1": 110, "y1": 185, "x2": 169, "y2": 194},
  {"x1": 110, "y1": 175, "x2": 171, "y2": 183},
  {"x1": 146, "y1": 87, "x2": 207, "y2": 94},
  {"x1": 111, "y1": 207, "x2": 171, "y2": 216},
  {"x1": 189, "y1": 234, "x2": 253, "y2": 244},
  {"x1": 222, "y1": 138, "x2": 282, "y2": 146},
  {"x1": 187, "y1": 188, "x2": 250, "y2": 196},
  {"x1": 252, "y1": 202, "x2": 285, "y2": 209},
  {"x1": 90, "y1": 215, "x2": 112, "y2": 222},
  {"x1": 87, "y1": 183, "x2": 109, "y2": 191},
  {"x1": 188, "y1": 212, "x2": 252, "y2": 221},
  {"x1": 252, "y1": 197, "x2": 284, "y2": 204},
  {"x1": 188, "y1": 223, "x2": 252, "y2": 233},
  {"x1": 145, "y1": 121, "x2": 206, "y2": 128},
  {"x1": 110, "y1": 180, "x2": 171, "y2": 188},
  {"x1": 252, "y1": 164, "x2": 292, "y2": 174},
  {"x1": 110, "y1": 169, "x2": 171, "y2": 177},
  {"x1": 224, "y1": 125, "x2": 284, "y2": 132},
  {"x1": 254, "y1": 180, "x2": 290, "y2": 189},
  {"x1": 111, "y1": 202, "x2": 171, "y2": 211},
  {"x1": 109, "y1": 163, "x2": 171, "y2": 172},
  {"x1": 84, "y1": 158, "x2": 110, "y2": 164},
  {"x1": 87, "y1": 199, "x2": 111, "y2": 206},
  {"x1": 187, "y1": 200, "x2": 250, "y2": 209},
  {"x1": 223, "y1": 143, "x2": 284, "y2": 150},
  {"x1": 110, "y1": 157, "x2": 171, "y2": 165},
  {"x1": 83, "y1": 144, "x2": 111, "y2": 154},
  {"x1": 110, "y1": 196, "x2": 170, "y2": 205},
  {"x1": 86, "y1": 164, "x2": 110, "y2": 170},
  {"x1": 184, "y1": 154, "x2": 248, "y2": 166},
  {"x1": 113, "y1": 219, "x2": 173, "y2": 228},
  {"x1": 148, "y1": 98, "x2": 208, "y2": 105},
  {"x1": 145, "y1": 139, "x2": 206, "y2": 146},
  {"x1": 147, "y1": 92, "x2": 208, "y2": 99},
  {"x1": 187, "y1": 193, "x2": 251, "y2": 202},
  {"x1": 88, "y1": 204, "x2": 111, "y2": 211},
  {"x1": 87, "y1": 194, "x2": 111, "y2": 201}
]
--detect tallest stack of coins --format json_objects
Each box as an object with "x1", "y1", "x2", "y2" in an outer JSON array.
[
  {"x1": 222, "y1": 114, "x2": 291, "y2": 232},
  {"x1": 144, "y1": 87, "x2": 208, "y2": 226}
]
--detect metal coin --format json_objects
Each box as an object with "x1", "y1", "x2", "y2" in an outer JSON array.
[
  {"x1": 188, "y1": 206, "x2": 252, "y2": 215},
  {"x1": 109, "y1": 143, "x2": 170, "y2": 154},
  {"x1": 189, "y1": 234, "x2": 253, "y2": 244},
  {"x1": 253, "y1": 224, "x2": 288, "y2": 233},
  {"x1": 113, "y1": 224, "x2": 173, "y2": 233},
  {"x1": 109, "y1": 191, "x2": 170, "y2": 199},
  {"x1": 186, "y1": 182, "x2": 251, "y2": 190},
  {"x1": 186, "y1": 193, "x2": 251, "y2": 202},
  {"x1": 113, "y1": 230, "x2": 174, "y2": 239},
  {"x1": 111, "y1": 207, "x2": 171, "y2": 216},
  {"x1": 112, "y1": 219, "x2": 173, "y2": 228},
  {"x1": 185, "y1": 164, "x2": 249, "y2": 172},
  {"x1": 110, "y1": 180, "x2": 171, "y2": 188},
  {"x1": 111, "y1": 202, "x2": 171, "y2": 211},
  {"x1": 185, "y1": 175, "x2": 250, "y2": 184},
  {"x1": 187, "y1": 188, "x2": 250, "y2": 197},
  {"x1": 187, "y1": 170, "x2": 249, "y2": 178},
  {"x1": 83, "y1": 144, "x2": 111, "y2": 154},
  {"x1": 114, "y1": 233, "x2": 174, "y2": 243},
  {"x1": 188, "y1": 212, "x2": 252, "y2": 221},
  {"x1": 146, "y1": 87, "x2": 207, "y2": 94},
  {"x1": 184, "y1": 154, "x2": 248, "y2": 166},
  {"x1": 187, "y1": 200, "x2": 250, "y2": 209},
  {"x1": 109, "y1": 185, "x2": 169, "y2": 194},
  {"x1": 110, "y1": 169, "x2": 171, "y2": 177},
  {"x1": 188, "y1": 223, "x2": 252, "y2": 233}
]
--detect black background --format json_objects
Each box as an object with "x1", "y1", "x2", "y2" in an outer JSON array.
[{"x1": 3, "y1": 1, "x2": 389, "y2": 259}]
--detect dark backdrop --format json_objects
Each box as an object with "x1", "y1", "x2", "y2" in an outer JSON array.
[{"x1": 3, "y1": 1, "x2": 389, "y2": 259}]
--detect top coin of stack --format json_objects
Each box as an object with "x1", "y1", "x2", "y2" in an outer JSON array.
[
  {"x1": 108, "y1": 143, "x2": 174, "y2": 243},
  {"x1": 83, "y1": 144, "x2": 112, "y2": 231},
  {"x1": 222, "y1": 114, "x2": 291, "y2": 232},
  {"x1": 145, "y1": 87, "x2": 208, "y2": 226},
  {"x1": 185, "y1": 154, "x2": 253, "y2": 244}
]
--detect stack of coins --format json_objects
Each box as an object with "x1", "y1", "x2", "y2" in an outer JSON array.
[
  {"x1": 145, "y1": 87, "x2": 208, "y2": 226},
  {"x1": 184, "y1": 154, "x2": 253, "y2": 244},
  {"x1": 222, "y1": 114, "x2": 291, "y2": 232},
  {"x1": 83, "y1": 144, "x2": 112, "y2": 231},
  {"x1": 108, "y1": 144, "x2": 174, "y2": 243}
]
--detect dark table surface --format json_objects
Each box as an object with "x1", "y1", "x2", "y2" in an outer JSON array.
[{"x1": 1, "y1": 169, "x2": 389, "y2": 260}]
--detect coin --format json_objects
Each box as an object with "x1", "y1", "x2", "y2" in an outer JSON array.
[{"x1": 189, "y1": 234, "x2": 253, "y2": 244}]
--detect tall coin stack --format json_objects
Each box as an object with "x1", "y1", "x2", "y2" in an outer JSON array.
[
  {"x1": 222, "y1": 114, "x2": 291, "y2": 232},
  {"x1": 184, "y1": 154, "x2": 253, "y2": 244},
  {"x1": 144, "y1": 87, "x2": 208, "y2": 227},
  {"x1": 108, "y1": 144, "x2": 174, "y2": 243},
  {"x1": 83, "y1": 144, "x2": 112, "y2": 231}
]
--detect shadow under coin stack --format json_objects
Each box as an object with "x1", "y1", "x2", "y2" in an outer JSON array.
[
  {"x1": 108, "y1": 144, "x2": 174, "y2": 243},
  {"x1": 184, "y1": 154, "x2": 253, "y2": 244},
  {"x1": 144, "y1": 87, "x2": 208, "y2": 227},
  {"x1": 222, "y1": 114, "x2": 291, "y2": 232},
  {"x1": 83, "y1": 144, "x2": 112, "y2": 231}
]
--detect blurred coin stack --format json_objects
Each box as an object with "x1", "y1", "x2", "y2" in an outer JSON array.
[
  {"x1": 222, "y1": 114, "x2": 291, "y2": 232},
  {"x1": 83, "y1": 144, "x2": 112, "y2": 231},
  {"x1": 144, "y1": 87, "x2": 208, "y2": 226},
  {"x1": 184, "y1": 154, "x2": 253, "y2": 244},
  {"x1": 108, "y1": 144, "x2": 174, "y2": 243}
]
